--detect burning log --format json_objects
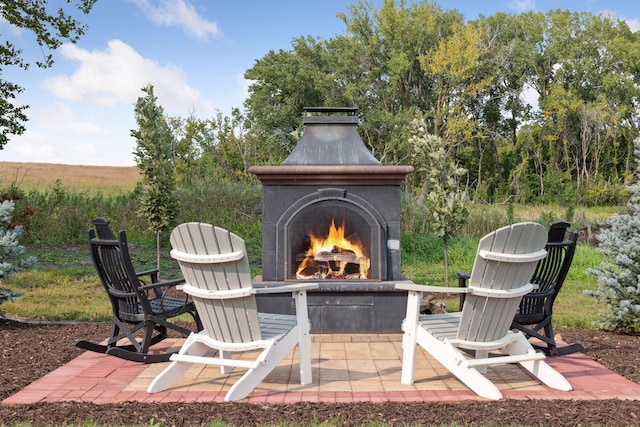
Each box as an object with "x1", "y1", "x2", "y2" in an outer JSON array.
[
  {"x1": 314, "y1": 245, "x2": 368, "y2": 265},
  {"x1": 295, "y1": 218, "x2": 371, "y2": 280}
]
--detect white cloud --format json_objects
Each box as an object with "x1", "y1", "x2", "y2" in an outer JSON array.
[
  {"x1": 0, "y1": 16, "x2": 24, "y2": 37},
  {"x1": 41, "y1": 103, "x2": 108, "y2": 135},
  {"x1": 598, "y1": 10, "x2": 640, "y2": 33},
  {"x1": 3, "y1": 101, "x2": 132, "y2": 165},
  {"x1": 615, "y1": 15, "x2": 640, "y2": 32},
  {"x1": 627, "y1": 19, "x2": 640, "y2": 32},
  {"x1": 509, "y1": 0, "x2": 536, "y2": 13},
  {"x1": 4, "y1": 130, "x2": 57, "y2": 164},
  {"x1": 129, "y1": 0, "x2": 222, "y2": 41},
  {"x1": 521, "y1": 83, "x2": 539, "y2": 112},
  {"x1": 236, "y1": 73, "x2": 252, "y2": 111},
  {"x1": 6, "y1": 36, "x2": 222, "y2": 166},
  {"x1": 42, "y1": 40, "x2": 216, "y2": 116}
]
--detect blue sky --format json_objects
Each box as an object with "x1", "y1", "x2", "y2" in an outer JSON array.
[{"x1": 2, "y1": 0, "x2": 639, "y2": 167}]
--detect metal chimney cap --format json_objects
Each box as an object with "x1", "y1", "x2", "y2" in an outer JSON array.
[
  {"x1": 303, "y1": 107, "x2": 359, "y2": 125},
  {"x1": 303, "y1": 106, "x2": 357, "y2": 114},
  {"x1": 282, "y1": 107, "x2": 380, "y2": 165}
]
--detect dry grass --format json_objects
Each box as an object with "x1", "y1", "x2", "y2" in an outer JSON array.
[{"x1": 0, "y1": 162, "x2": 142, "y2": 194}]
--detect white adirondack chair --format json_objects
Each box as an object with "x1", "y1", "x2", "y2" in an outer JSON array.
[
  {"x1": 395, "y1": 222, "x2": 573, "y2": 400},
  {"x1": 147, "y1": 223, "x2": 318, "y2": 401}
]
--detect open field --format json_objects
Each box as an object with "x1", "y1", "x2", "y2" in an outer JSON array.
[{"x1": 0, "y1": 161, "x2": 142, "y2": 193}]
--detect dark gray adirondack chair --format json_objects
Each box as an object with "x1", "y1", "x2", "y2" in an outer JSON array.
[
  {"x1": 75, "y1": 218, "x2": 202, "y2": 363},
  {"x1": 458, "y1": 220, "x2": 584, "y2": 356}
]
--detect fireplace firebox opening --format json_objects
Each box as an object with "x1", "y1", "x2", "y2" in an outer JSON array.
[{"x1": 282, "y1": 189, "x2": 387, "y2": 282}]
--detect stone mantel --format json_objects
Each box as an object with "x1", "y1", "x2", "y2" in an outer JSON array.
[{"x1": 249, "y1": 165, "x2": 414, "y2": 185}]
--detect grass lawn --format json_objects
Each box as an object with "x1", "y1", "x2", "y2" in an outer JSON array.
[{"x1": 2, "y1": 237, "x2": 607, "y2": 328}]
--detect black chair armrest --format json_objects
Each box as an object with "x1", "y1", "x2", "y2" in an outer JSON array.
[
  {"x1": 136, "y1": 268, "x2": 160, "y2": 283},
  {"x1": 139, "y1": 277, "x2": 185, "y2": 292},
  {"x1": 457, "y1": 272, "x2": 470, "y2": 309},
  {"x1": 522, "y1": 288, "x2": 555, "y2": 299},
  {"x1": 458, "y1": 271, "x2": 470, "y2": 286}
]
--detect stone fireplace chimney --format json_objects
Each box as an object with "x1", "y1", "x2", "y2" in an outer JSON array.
[{"x1": 249, "y1": 107, "x2": 413, "y2": 333}]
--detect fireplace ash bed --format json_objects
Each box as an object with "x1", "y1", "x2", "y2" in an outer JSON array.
[{"x1": 250, "y1": 107, "x2": 413, "y2": 333}]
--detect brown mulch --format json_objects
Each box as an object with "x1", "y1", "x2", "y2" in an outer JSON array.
[{"x1": 1, "y1": 320, "x2": 640, "y2": 426}]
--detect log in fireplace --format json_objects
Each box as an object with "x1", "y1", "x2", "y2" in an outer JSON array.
[{"x1": 249, "y1": 107, "x2": 413, "y2": 333}]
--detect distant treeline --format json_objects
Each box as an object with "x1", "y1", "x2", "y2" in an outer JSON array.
[{"x1": 154, "y1": 1, "x2": 637, "y2": 208}]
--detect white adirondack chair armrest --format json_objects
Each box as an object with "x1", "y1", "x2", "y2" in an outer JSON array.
[
  {"x1": 254, "y1": 283, "x2": 319, "y2": 294},
  {"x1": 181, "y1": 283, "x2": 255, "y2": 299},
  {"x1": 468, "y1": 283, "x2": 536, "y2": 298},
  {"x1": 478, "y1": 249, "x2": 547, "y2": 263},
  {"x1": 395, "y1": 281, "x2": 470, "y2": 294},
  {"x1": 170, "y1": 249, "x2": 245, "y2": 264}
]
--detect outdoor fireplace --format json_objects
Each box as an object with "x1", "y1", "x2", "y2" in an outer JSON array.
[
  {"x1": 250, "y1": 107, "x2": 413, "y2": 333},
  {"x1": 282, "y1": 189, "x2": 385, "y2": 282}
]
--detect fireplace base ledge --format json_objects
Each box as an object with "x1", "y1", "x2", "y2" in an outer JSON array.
[{"x1": 253, "y1": 276, "x2": 411, "y2": 334}]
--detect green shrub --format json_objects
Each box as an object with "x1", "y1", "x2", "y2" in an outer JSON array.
[
  {"x1": 580, "y1": 175, "x2": 630, "y2": 206},
  {"x1": 586, "y1": 138, "x2": 640, "y2": 332},
  {"x1": 0, "y1": 198, "x2": 35, "y2": 316}
]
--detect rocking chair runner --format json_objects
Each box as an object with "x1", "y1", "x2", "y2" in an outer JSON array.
[
  {"x1": 147, "y1": 223, "x2": 318, "y2": 401},
  {"x1": 75, "y1": 218, "x2": 202, "y2": 363},
  {"x1": 459, "y1": 220, "x2": 584, "y2": 355},
  {"x1": 396, "y1": 222, "x2": 573, "y2": 400}
]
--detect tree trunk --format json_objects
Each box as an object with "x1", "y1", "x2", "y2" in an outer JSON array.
[
  {"x1": 156, "y1": 230, "x2": 161, "y2": 276},
  {"x1": 444, "y1": 239, "x2": 450, "y2": 286}
]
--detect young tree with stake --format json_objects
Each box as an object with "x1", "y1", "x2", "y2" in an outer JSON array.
[{"x1": 131, "y1": 84, "x2": 179, "y2": 271}]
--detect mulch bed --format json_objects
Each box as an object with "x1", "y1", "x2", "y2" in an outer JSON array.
[{"x1": 1, "y1": 319, "x2": 640, "y2": 426}]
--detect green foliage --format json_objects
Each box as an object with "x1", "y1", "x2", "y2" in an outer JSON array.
[
  {"x1": 0, "y1": 0, "x2": 96, "y2": 149},
  {"x1": 132, "y1": 85, "x2": 180, "y2": 234},
  {"x1": 175, "y1": 179, "x2": 262, "y2": 262},
  {"x1": 580, "y1": 175, "x2": 630, "y2": 206},
  {"x1": 0, "y1": 198, "x2": 35, "y2": 316},
  {"x1": 401, "y1": 232, "x2": 443, "y2": 261},
  {"x1": 3, "y1": 178, "x2": 264, "y2": 251},
  {"x1": 239, "y1": 2, "x2": 639, "y2": 209},
  {"x1": 9, "y1": 182, "x2": 143, "y2": 244},
  {"x1": 0, "y1": 199, "x2": 36, "y2": 276},
  {"x1": 458, "y1": 203, "x2": 514, "y2": 239},
  {"x1": 400, "y1": 191, "x2": 430, "y2": 235},
  {"x1": 407, "y1": 114, "x2": 468, "y2": 282},
  {"x1": 0, "y1": 287, "x2": 23, "y2": 316},
  {"x1": 132, "y1": 84, "x2": 180, "y2": 269},
  {"x1": 586, "y1": 138, "x2": 640, "y2": 332},
  {"x1": 100, "y1": 1, "x2": 639, "y2": 211}
]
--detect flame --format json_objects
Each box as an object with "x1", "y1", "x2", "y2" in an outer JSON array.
[{"x1": 296, "y1": 219, "x2": 370, "y2": 280}]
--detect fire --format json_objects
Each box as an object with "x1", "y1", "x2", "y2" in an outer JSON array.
[{"x1": 296, "y1": 219, "x2": 370, "y2": 280}]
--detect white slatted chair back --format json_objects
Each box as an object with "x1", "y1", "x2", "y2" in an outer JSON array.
[
  {"x1": 457, "y1": 222, "x2": 547, "y2": 343},
  {"x1": 170, "y1": 222, "x2": 261, "y2": 344}
]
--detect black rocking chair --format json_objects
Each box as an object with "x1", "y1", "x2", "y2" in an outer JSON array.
[
  {"x1": 459, "y1": 220, "x2": 585, "y2": 356},
  {"x1": 511, "y1": 220, "x2": 585, "y2": 355},
  {"x1": 75, "y1": 218, "x2": 202, "y2": 363}
]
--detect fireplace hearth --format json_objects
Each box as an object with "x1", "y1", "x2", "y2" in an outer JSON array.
[{"x1": 249, "y1": 107, "x2": 413, "y2": 333}]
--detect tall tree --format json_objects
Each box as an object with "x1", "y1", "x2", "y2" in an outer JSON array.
[
  {"x1": 336, "y1": 0, "x2": 464, "y2": 165},
  {"x1": 244, "y1": 35, "x2": 336, "y2": 162},
  {"x1": 242, "y1": 1, "x2": 640, "y2": 204},
  {"x1": 0, "y1": 0, "x2": 97, "y2": 149},
  {"x1": 131, "y1": 84, "x2": 179, "y2": 270}
]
